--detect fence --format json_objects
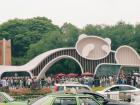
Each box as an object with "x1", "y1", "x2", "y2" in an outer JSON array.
[{"x1": 12, "y1": 94, "x2": 44, "y2": 101}]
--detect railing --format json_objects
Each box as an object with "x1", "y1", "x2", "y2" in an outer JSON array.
[{"x1": 12, "y1": 94, "x2": 44, "y2": 101}]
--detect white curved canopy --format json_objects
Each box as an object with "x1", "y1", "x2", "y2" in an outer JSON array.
[{"x1": 0, "y1": 47, "x2": 75, "y2": 73}]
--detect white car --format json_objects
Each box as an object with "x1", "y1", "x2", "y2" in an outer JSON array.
[
  {"x1": 54, "y1": 82, "x2": 92, "y2": 92},
  {"x1": 131, "y1": 94, "x2": 140, "y2": 105},
  {"x1": 97, "y1": 85, "x2": 140, "y2": 101}
]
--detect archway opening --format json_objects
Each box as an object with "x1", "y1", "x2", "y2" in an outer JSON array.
[
  {"x1": 45, "y1": 58, "x2": 81, "y2": 77},
  {"x1": 95, "y1": 64, "x2": 121, "y2": 77},
  {"x1": 1, "y1": 71, "x2": 31, "y2": 79},
  {"x1": 120, "y1": 66, "x2": 140, "y2": 75}
]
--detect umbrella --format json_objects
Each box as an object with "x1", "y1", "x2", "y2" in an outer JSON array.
[
  {"x1": 81, "y1": 72, "x2": 93, "y2": 76},
  {"x1": 67, "y1": 73, "x2": 78, "y2": 77},
  {"x1": 133, "y1": 73, "x2": 140, "y2": 76},
  {"x1": 55, "y1": 73, "x2": 65, "y2": 77}
]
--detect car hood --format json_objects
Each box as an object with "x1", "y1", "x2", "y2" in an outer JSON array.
[
  {"x1": 96, "y1": 91, "x2": 104, "y2": 94},
  {"x1": 10, "y1": 101, "x2": 27, "y2": 105}
]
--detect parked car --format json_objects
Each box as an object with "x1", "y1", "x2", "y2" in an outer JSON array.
[
  {"x1": 31, "y1": 93, "x2": 102, "y2": 105},
  {"x1": 78, "y1": 90, "x2": 132, "y2": 105},
  {"x1": 98, "y1": 85, "x2": 140, "y2": 95},
  {"x1": 54, "y1": 82, "x2": 92, "y2": 92},
  {"x1": 0, "y1": 92, "x2": 26, "y2": 105},
  {"x1": 97, "y1": 85, "x2": 140, "y2": 101}
]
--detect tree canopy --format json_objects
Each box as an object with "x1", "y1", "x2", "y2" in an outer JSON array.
[{"x1": 0, "y1": 17, "x2": 140, "y2": 74}]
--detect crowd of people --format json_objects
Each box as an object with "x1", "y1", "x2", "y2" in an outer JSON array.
[
  {"x1": 0, "y1": 73, "x2": 140, "y2": 89},
  {"x1": 0, "y1": 76, "x2": 52, "y2": 89},
  {"x1": 54, "y1": 74, "x2": 140, "y2": 88}
]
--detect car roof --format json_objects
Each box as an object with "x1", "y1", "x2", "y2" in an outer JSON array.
[
  {"x1": 47, "y1": 93, "x2": 93, "y2": 97},
  {"x1": 55, "y1": 83, "x2": 88, "y2": 86},
  {"x1": 78, "y1": 90, "x2": 105, "y2": 97},
  {"x1": 31, "y1": 93, "x2": 98, "y2": 105},
  {"x1": 102, "y1": 84, "x2": 139, "y2": 92},
  {"x1": 107, "y1": 84, "x2": 139, "y2": 89},
  {"x1": 111, "y1": 84, "x2": 136, "y2": 87}
]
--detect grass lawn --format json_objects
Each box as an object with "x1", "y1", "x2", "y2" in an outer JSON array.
[{"x1": 92, "y1": 86, "x2": 105, "y2": 91}]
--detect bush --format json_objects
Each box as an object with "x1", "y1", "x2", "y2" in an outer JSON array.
[
  {"x1": 0, "y1": 86, "x2": 9, "y2": 93},
  {"x1": 9, "y1": 88, "x2": 31, "y2": 96},
  {"x1": 38, "y1": 87, "x2": 52, "y2": 94},
  {"x1": 9, "y1": 87, "x2": 52, "y2": 96}
]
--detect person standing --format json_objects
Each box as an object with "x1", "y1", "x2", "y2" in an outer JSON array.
[
  {"x1": 27, "y1": 77, "x2": 32, "y2": 88},
  {"x1": 19, "y1": 78, "x2": 23, "y2": 88},
  {"x1": 126, "y1": 74, "x2": 131, "y2": 85}
]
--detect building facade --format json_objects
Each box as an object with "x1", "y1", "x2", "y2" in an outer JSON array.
[{"x1": 0, "y1": 34, "x2": 139, "y2": 79}]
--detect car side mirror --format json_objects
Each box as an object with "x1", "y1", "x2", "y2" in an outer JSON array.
[{"x1": 106, "y1": 90, "x2": 111, "y2": 92}]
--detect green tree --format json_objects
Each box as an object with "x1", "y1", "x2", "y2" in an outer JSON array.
[
  {"x1": 0, "y1": 17, "x2": 140, "y2": 67},
  {"x1": 61, "y1": 23, "x2": 81, "y2": 47},
  {"x1": 27, "y1": 31, "x2": 64, "y2": 59},
  {"x1": 0, "y1": 17, "x2": 60, "y2": 64},
  {"x1": 107, "y1": 21, "x2": 134, "y2": 50},
  {"x1": 130, "y1": 24, "x2": 140, "y2": 53},
  {"x1": 83, "y1": 24, "x2": 104, "y2": 37},
  {"x1": 47, "y1": 59, "x2": 81, "y2": 75}
]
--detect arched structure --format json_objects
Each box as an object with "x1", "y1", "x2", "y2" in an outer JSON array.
[
  {"x1": 115, "y1": 45, "x2": 140, "y2": 66},
  {"x1": 76, "y1": 35, "x2": 111, "y2": 60},
  {"x1": 0, "y1": 34, "x2": 139, "y2": 79},
  {"x1": 37, "y1": 55, "x2": 83, "y2": 79}
]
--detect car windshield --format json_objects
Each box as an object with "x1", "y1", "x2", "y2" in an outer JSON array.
[
  {"x1": 79, "y1": 97, "x2": 99, "y2": 105},
  {"x1": 66, "y1": 86, "x2": 90, "y2": 91},
  {"x1": 58, "y1": 86, "x2": 64, "y2": 91},
  {"x1": 2, "y1": 93, "x2": 14, "y2": 102},
  {"x1": 32, "y1": 96, "x2": 49, "y2": 105},
  {"x1": 53, "y1": 97, "x2": 77, "y2": 105},
  {"x1": 120, "y1": 86, "x2": 136, "y2": 91}
]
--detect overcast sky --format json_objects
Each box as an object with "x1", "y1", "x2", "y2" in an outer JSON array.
[{"x1": 0, "y1": 0, "x2": 140, "y2": 28}]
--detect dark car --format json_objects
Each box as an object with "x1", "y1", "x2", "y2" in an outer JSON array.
[{"x1": 78, "y1": 90, "x2": 132, "y2": 105}]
